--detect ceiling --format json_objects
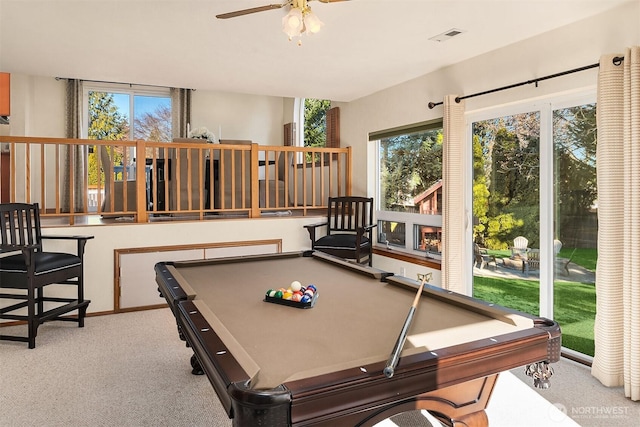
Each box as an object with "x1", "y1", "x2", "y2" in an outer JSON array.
[{"x1": 0, "y1": 0, "x2": 631, "y2": 102}]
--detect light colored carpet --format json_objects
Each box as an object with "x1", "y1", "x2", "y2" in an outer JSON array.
[
  {"x1": 1, "y1": 308, "x2": 637, "y2": 427},
  {"x1": 0, "y1": 309, "x2": 226, "y2": 427}
]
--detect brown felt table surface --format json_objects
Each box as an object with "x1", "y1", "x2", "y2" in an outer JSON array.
[{"x1": 169, "y1": 253, "x2": 533, "y2": 390}]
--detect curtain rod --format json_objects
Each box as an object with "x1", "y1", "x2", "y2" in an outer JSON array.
[
  {"x1": 55, "y1": 77, "x2": 194, "y2": 91},
  {"x1": 427, "y1": 56, "x2": 625, "y2": 109}
]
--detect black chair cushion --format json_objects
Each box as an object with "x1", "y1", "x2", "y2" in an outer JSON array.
[
  {"x1": 314, "y1": 234, "x2": 370, "y2": 251},
  {"x1": 0, "y1": 252, "x2": 81, "y2": 275}
]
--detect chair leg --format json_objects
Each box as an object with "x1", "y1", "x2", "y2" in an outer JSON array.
[
  {"x1": 78, "y1": 275, "x2": 86, "y2": 328},
  {"x1": 27, "y1": 286, "x2": 37, "y2": 349}
]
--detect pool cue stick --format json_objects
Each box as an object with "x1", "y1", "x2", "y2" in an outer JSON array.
[{"x1": 383, "y1": 278, "x2": 427, "y2": 378}]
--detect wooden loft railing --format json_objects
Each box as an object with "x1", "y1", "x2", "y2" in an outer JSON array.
[{"x1": 0, "y1": 136, "x2": 352, "y2": 225}]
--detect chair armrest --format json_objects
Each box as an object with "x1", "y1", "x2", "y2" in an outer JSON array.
[
  {"x1": 355, "y1": 224, "x2": 377, "y2": 241},
  {"x1": 303, "y1": 222, "x2": 328, "y2": 242},
  {"x1": 303, "y1": 222, "x2": 328, "y2": 230},
  {"x1": 41, "y1": 235, "x2": 95, "y2": 241},
  {"x1": 42, "y1": 235, "x2": 95, "y2": 257}
]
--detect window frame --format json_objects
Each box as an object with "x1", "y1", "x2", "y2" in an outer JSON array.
[{"x1": 370, "y1": 120, "x2": 444, "y2": 259}]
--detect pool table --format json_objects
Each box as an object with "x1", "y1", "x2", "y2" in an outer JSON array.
[{"x1": 155, "y1": 251, "x2": 561, "y2": 427}]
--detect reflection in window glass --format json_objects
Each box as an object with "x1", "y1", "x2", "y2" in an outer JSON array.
[
  {"x1": 379, "y1": 129, "x2": 442, "y2": 213},
  {"x1": 378, "y1": 220, "x2": 405, "y2": 248},
  {"x1": 414, "y1": 225, "x2": 442, "y2": 258},
  {"x1": 553, "y1": 103, "x2": 597, "y2": 357}
]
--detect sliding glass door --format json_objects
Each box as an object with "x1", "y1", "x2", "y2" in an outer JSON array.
[{"x1": 470, "y1": 94, "x2": 597, "y2": 358}]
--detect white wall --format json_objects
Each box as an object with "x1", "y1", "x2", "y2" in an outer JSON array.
[
  {"x1": 339, "y1": 1, "x2": 640, "y2": 195},
  {"x1": 191, "y1": 90, "x2": 285, "y2": 145},
  {"x1": 7, "y1": 74, "x2": 66, "y2": 137}
]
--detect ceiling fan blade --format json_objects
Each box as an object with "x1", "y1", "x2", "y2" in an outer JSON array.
[
  {"x1": 216, "y1": 4, "x2": 286, "y2": 20},
  {"x1": 316, "y1": 0, "x2": 351, "y2": 3}
]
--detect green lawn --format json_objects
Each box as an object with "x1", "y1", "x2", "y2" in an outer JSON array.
[
  {"x1": 558, "y1": 247, "x2": 597, "y2": 271},
  {"x1": 473, "y1": 275, "x2": 596, "y2": 356}
]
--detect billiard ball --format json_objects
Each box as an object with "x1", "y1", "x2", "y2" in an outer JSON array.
[{"x1": 290, "y1": 281, "x2": 302, "y2": 292}]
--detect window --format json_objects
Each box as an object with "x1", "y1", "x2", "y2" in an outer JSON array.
[
  {"x1": 83, "y1": 83, "x2": 171, "y2": 142},
  {"x1": 294, "y1": 98, "x2": 333, "y2": 163},
  {"x1": 303, "y1": 98, "x2": 331, "y2": 149},
  {"x1": 469, "y1": 92, "x2": 597, "y2": 358},
  {"x1": 372, "y1": 121, "x2": 443, "y2": 258},
  {"x1": 82, "y1": 83, "x2": 172, "y2": 188}
]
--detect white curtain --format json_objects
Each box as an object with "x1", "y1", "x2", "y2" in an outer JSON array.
[
  {"x1": 592, "y1": 46, "x2": 640, "y2": 401},
  {"x1": 442, "y1": 95, "x2": 466, "y2": 293}
]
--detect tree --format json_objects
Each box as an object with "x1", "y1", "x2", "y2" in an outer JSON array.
[
  {"x1": 87, "y1": 92, "x2": 129, "y2": 141},
  {"x1": 134, "y1": 104, "x2": 172, "y2": 142},
  {"x1": 304, "y1": 99, "x2": 331, "y2": 148},
  {"x1": 553, "y1": 104, "x2": 597, "y2": 243},
  {"x1": 87, "y1": 92, "x2": 129, "y2": 186},
  {"x1": 473, "y1": 113, "x2": 540, "y2": 248},
  {"x1": 472, "y1": 134, "x2": 490, "y2": 244},
  {"x1": 380, "y1": 129, "x2": 442, "y2": 211}
]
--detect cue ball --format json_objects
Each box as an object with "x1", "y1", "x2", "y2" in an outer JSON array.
[{"x1": 290, "y1": 281, "x2": 302, "y2": 292}]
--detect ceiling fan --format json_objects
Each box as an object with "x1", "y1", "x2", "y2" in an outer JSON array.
[{"x1": 216, "y1": 0, "x2": 350, "y2": 43}]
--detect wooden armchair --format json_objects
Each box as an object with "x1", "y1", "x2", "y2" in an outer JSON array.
[
  {"x1": 0, "y1": 203, "x2": 93, "y2": 348},
  {"x1": 304, "y1": 197, "x2": 376, "y2": 266},
  {"x1": 510, "y1": 236, "x2": 530, "y2": 258},
  {"x1": 474, "y1": 243, "x2": 497, "y2": 270}
]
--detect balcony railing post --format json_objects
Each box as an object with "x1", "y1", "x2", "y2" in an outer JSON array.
[
  {"x1": 346, "y1": 146, "x2": 353, "y2": 196},
  {"x1": 136, "y1": 140, "x2": 148, "y2": 223},
  {"x1": 250, "y1": 143, "x2": 260, "y2": 218}
]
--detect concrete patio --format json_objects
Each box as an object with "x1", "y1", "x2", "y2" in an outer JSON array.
[{"x1": 474, "y1": 256, "x2": 595, "y2": 284}]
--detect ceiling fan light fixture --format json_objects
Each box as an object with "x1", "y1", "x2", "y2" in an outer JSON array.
[
  {"x1": 282, "y1": 8, "x2": 304, "y2": 38},
  {"x1": 303, "y1": 11, "x2": 324, "y2": 34}
]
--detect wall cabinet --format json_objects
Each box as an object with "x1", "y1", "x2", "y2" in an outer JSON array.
[{"x1": 0, "y1": 73, "x2": 9, "y2": 117}]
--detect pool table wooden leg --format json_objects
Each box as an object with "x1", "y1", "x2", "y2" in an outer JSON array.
[
  {"x1": 416, "y1": 374, "x2": 498, "y2": 427},
  {"x1": 190, "y1": 354, "x2": 204, "y2": 375},
  {"x1": 432, "y1": 409, "x2": 488, "y2": 427}
]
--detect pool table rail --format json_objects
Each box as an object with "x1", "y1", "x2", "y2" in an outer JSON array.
[{"x1": 281, "y1": 321, "x2": 557, "y2": 426}]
